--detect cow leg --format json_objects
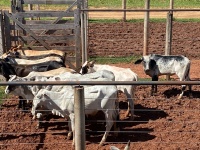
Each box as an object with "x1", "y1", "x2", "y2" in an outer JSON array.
[
  {"x1": 36, "y1": 113, "x2": 43, "y2": 129},
  {"x1": 124, "y1": 87, "x2": 135, "y2": 120},
  {"x1": 113, "y1": 110, "x2": 120, "y2": 137},
  {"x1": 99, "y1": 110, "x2": 117, "y2": 146},
  {"x1": 69, "y1": 113, "x2": 75, "y2": 146},
  {"x1": 18, "y1": 96, "x2": 22, "y2": 109},
  {"x1": 18, "y1": 96, "x2": 26, "y2": 111},
  {"x1": 177, "y1": 73, "x2": 191, "y2": 99},
  {"x1": 67, "y1": 116, "x2": 73, "y2": 140},
  {"x1": 178, "y1": 85, "x2": 186, "y2": 99},
  {"x1": 151, "y1": 75, "x2": 158, "y2": 95},
  {"x1": 186, "y1": 76, "x2": 193, "y2": 98},
  {"x1": 188, "y1": 84, "x2": 193, "y2": 98}
]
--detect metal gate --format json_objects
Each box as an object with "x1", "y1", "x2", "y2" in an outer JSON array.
[{"x1": 0, "y1": 0, "x2": 87, "y2": 70}]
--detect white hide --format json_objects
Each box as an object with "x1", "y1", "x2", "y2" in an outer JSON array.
[
  {"x1": 5, "y1": 70, "x2": 115, "y2": 108},
  {"x1": 26, "y1": 67, "x2": 76, "y2": 78},
  {"x1": 141, "y1": 54, "x2": 190, "y2": 77},
  {"x1": 30, "y1": 70, "x2": 115, "y2": 94},
  {"x1": 32, "y1": 78, "x2": 118, "y2": 146},
  {"x1": 80, "y1": 61, "x2": 138, "y2": 119},
  {"x1": 135, "y1": 54, "x2": 191, "y2": 99},
  {"x1": 7, "y1": 56, "x2": 63, "y2": 65},
  {"x1": 16, "y1": 49, "x2": 65, "y2": 57}
]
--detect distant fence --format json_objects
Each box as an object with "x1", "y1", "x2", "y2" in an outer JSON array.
[{"x1": 81, "y1": 0, "x2": 200, "y2": 58}]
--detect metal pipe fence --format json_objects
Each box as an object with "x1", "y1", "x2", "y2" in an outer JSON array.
[
  {"x1": 0, "y1": 80, "x2": 200, "y2": 86},
  {"x1": 1, "y1": 81, "x2": 200, "y2": 149},
  {"x1": 81, "y1": 8, "x2": 200, "y2": 12}
]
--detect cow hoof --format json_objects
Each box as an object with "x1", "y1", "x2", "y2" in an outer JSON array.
[
  {"x1": 178, "y1": 95, "x2": 182, "y2": 99},
  {"x1": 98, "y1": 142, "x2": 105, "y2": 148},
  {"x1": 67, "y1": 132, "x2": 72, "y2": 140}
]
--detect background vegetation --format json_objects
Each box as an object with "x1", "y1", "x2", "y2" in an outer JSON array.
[
  {"x1": 89, "y1": 0, "x2": 200, "y2": 8},
  {"x1": 0, "y1": 86, "x2": 7, "y2": 107}
]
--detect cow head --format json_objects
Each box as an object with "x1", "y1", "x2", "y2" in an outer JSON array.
[
  {"x1": 4, "y1": 75, "x2": 26, "y2": 95},
  {"x1": 134, "y1": 55, "x2": 157, "y2": 72},
  {"x1": 0, "y1": 60, "x2": 16, "y2": 81},
  {"x1": 79, "y1": 60, "x2": 95, "y2": 75},
  {"x1": 0, "y1": 45, "x2": 21, "y2": 59}
]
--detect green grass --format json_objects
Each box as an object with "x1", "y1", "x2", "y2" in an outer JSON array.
[
  {"x1": 89, "y1": 0, "x2": 200, "y2": 8},
  {"x1": 89, "y1": 18, "x2": 168, "y2": 23},
  {"x1": 173, "y1": 18, "x2": 200, "y2": 22},
  {"x1": 89, "y1": 18, "x2": 200, "y2": 23},
  {"x1": 89, "y1": 55, "x2": 141, "y2": 64},
  {"x1": 0, "y1": 86, "x2": 6, "y2": 108}
]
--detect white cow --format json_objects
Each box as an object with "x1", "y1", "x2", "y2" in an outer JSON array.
[
  {"x1": 5, "y1": 70, "x2": 115, "y2": 98},
  {"x1": 5, "y1": 70, "x2": 116, "y2": 110},
  {"x1": 32, "y1": 84, "x2": 118, "y2": 146},
  {"x1": 5, "y1": 56, "x2": 63, "y2": 65},
  {"x1": 4, "y1": 68, "x2": 76, "y2": 107},
  {"x1": 16, "y1": 49, "x2": 65, "y2": 57},
  {"x1": 26, "y1": 67, "x2": 76, "y2": 78},
  {"x1": 134, "y1": 54, "x2": 192, "y2": 99},
  {"x1": 80, "y1": 60, "x2": 138, "y2": 120},
  {"x1": 30, "y1": 77, "x2": 118, "y2": 146},
  {"x1": 5, "y1": 71, "x2": 118, "y2": 146},
  {"x1": 0, "y1": 45, "x2": 66, "y2": 59}
]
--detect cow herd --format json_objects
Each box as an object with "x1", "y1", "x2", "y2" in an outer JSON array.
[{"x1": 0, "y1": 45, "x2": 192, "y2": 148}]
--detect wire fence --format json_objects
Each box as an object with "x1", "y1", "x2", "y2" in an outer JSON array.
[{"x1": 0, "y1": 81, "x2": 200, "y2": 149}]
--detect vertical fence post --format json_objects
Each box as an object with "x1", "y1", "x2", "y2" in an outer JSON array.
[
  {"x1": 28, "y1": 4, "x2": 33, "y2": 20},
  {"x1": 81, "y1": 0, "x2": 88, "y2": 64},
  {"x1": 74, "y1": 8, "x2": 82, "y2": 71},
  {"x1": 122, "y1": 0, "x2": 126, "y2": 22},
  {"x1": 0, "y1": 10, "x2": 5, "y2": 54},
  {"x1": 3, "y1": 10, "x2": 11, "y2": 51},
  {"x1": 143, "y1": 0, "x2": 150, "y2": 56},
  {"x1": 36, "y1": 4, "x2": 40, "y2": 20},
  {"x1": 165, "y1": 0, "x2": 173, "y2": 80},
  {"x1": 74, "y1": 86, "x2": 85, "y2": 150},
  {"x1": 84, "y1": 0, "x2": 88, "y2": 62}
]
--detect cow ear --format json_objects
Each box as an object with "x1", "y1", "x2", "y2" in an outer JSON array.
[
  {"x1": 89, "y1": 60, "x2": 95, "y2": 67},
  {"x1": 134, "y1": 58, "x2": 143, "y2": 64},
  {"x1": 12, "y1": 48, "x2": 18, "y2": 52},
  {"x1": 54, "y1": 77, "x2": 61, "y2": 81},
  {"x1": 17, "y1": 45, "x2": 22, "y2": 49},
  {"x1": 9, "y1": 75, "x2": 14, "y2": 78},
  {"x1": 29, "y1": 76, "x2": 36, "y2": 81}
]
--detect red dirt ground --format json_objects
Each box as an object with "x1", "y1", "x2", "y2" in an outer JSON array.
[{"x1": 1, "y1": 22, "x2": 200, "y2": 150}]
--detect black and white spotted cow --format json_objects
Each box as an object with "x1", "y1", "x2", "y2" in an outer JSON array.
[{"x1": 134, "y1": 54, "x2": 191, "y2": 99}]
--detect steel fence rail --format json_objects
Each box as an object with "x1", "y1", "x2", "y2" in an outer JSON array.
[
  {"x1": 1, "y1": 80, "x2": 200, "y2": 86},
  {"x1": 81, "y1": 8, "x2": 200, "y2": 12}
]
